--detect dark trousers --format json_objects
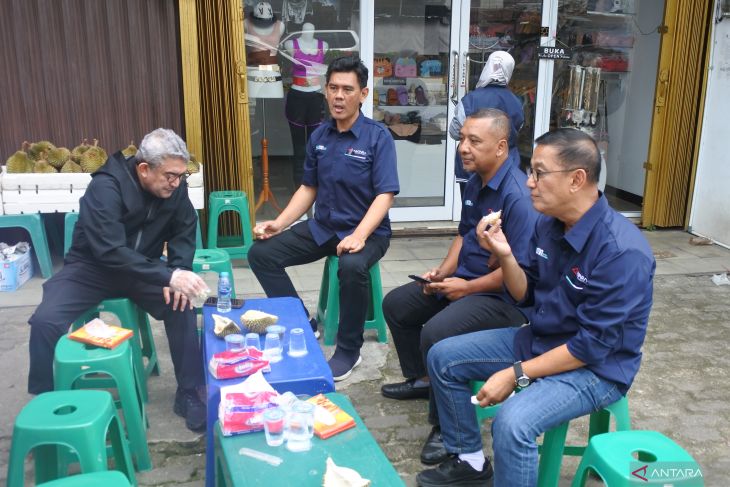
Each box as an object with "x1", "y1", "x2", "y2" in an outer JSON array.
[
  {"x1": 28, "y1": 261, "x2": 204, "y2": 394},
  {"x1": 247, "y1": 221, "x2": 389, "y2": 353},
  {"x1": 285, "y1": 90, "x2": 325, "y2": 187},
  {"x1": 382, "y1": 281, "x2": 527, "y2": 424}
]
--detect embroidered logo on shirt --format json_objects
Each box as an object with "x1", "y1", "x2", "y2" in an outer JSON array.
[
  {"x1": 464, "y1": 199, "x2": 474, "y2": 207},
  {"x1": 535, "y1": 247, "x2": 548, "y2": 259},
  {"x1": 345, "y1": 147, "x2": 367, "y2": 160},
  {"x1": 315, "y1": 144, "x2": 327, "y2": 151},
  {"x1": 564, "y1": 274, "x2": 584, "y2": 290},
  {"x1": 572, "y1": 266, "x2": 588, "y2": 284}
]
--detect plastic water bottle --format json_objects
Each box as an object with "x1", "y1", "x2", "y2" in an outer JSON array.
[{"x1": 217, "y1": 272, "x2": 232, "y2": 313}]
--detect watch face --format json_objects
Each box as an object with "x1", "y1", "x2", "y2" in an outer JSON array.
[{"x1": 517, "y1": 376, "x2": 531, "y2": 388}]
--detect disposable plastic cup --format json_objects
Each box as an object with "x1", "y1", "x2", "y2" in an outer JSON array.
[
  {"x1": 245, "y1": 333, "x2": 261, "y2": 351},
  {"x1": 190, "y1": 287, "x2": 210, "y2": 308},
  {"x1": 224, "y1": 333, "x2": 245, "y2": 352},
  {"x1": 263, "y1": 408, "x2": 285, "y2": 447},
  {"x1": 287, "y1": 328, "x2": 308, "y2": 357},
  {"x1": 286, "y1": 400, "x2": 315, "y2": 452},
  {"x1": 266, "y1": 325, "x2": 286, "y2": 352},
  {"x1": 263, "y1": 332, "x2": 283, "y2": 363}
]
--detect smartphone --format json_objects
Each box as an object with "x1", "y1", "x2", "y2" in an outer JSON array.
[
  {"x1": 203, "y1": 297, "x2": 245, "y2": 308},
  {"x1": 408, "y1": 274, "x2": 432, "y2": 284}
]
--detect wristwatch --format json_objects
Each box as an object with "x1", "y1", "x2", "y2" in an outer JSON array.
[{"x1": 513, "y1": 361, "x2": 531, "y2": 388}]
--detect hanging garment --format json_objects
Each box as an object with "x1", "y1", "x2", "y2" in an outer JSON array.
[{"x1": 282, "y1": 0, "x2": 310, "y2": 24}]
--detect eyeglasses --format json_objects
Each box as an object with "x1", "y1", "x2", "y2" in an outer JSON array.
[
  {"x1": 527, "y1": 167, "x2": 586, "y2": 182},
  {"x1": 161, "y1": 170, "x2": 189, "y2": 184}
]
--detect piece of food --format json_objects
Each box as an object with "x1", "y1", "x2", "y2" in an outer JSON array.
[
  {"x1": 481, "y1": 209, "x2": 502, "y2": 227},
  {"x1": 213, "y1": 314, "x2": 241, "y2": 337},
  {"x1": 240, "y1": 309, "x2": 278, "y2": 334}
]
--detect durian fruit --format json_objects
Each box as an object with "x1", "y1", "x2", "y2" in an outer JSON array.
[
  {"x1": 46, "y1": 146, "x2": 71, "y2": 169},
  {"x1": 323, "y1": 457, "x2": 371, "y2": 487},
  {"x1": 28, "y1": 140, "x2": 55, "y2": 161},
  {"x1": 5, "y1": 142, "x2": 34, "y2": 173},
  {"x1": 212, "y1": 314, "x2": 242, "y2": 337},
  {"x1": 240, "y1": 309, "x2": 278, "y2": 334},
  {"x1": 33, "y1": 152, "x2": 57, "y2": 173},
  {"x1": 61, "y1": 159, "x2": 83, "y2": 173},
  {"x1": 71, "y1": 139, "x2": 90, "y2": 163},
  {"x1": 187, "y1": 153, "x2": 201, "y2": 173},
  {"x1": 79, "y1": 139, "x2": 107, "y2": 173},
  {"x1": 122, "y1": 140, "x2": 137, "y2": 158}
]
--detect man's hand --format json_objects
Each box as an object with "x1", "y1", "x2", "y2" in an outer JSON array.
[
  {"x1": 476, "y1": 218, "x2": 512, "y2": 258},
  {"x1": 253, "y1": 220, "x2": 283, "y2": 240},
  {"x1": 421, "y1": 267, "x2": 448, "y2": 295},
  {"x1": 163, "y1": 287, "x2": 192, "y2": 311},
  {"x1": 336, "y1": 234, "x2": 365, "y2": 255},
  {"x1": 474, "y1": 367, "x2": 516, "y2": 407},
  {"x1": 169, "y1": 269, "x2": 208, "y2": 303},
  {"x1": 427, "y1": 277, "x2": 471, "y2": 301}
]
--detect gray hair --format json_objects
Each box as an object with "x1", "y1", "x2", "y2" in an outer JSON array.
[{"x1": 135, "y1": 128, "x2": 189, "y2": 168}]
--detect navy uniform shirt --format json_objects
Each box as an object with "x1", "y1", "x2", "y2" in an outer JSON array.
[
  {"x1": 302, "y1": 112, "x2": 400, "y2": 245},
  {"x1": 456, "y1": 157, "x2": 538, "y2": 301},
  {"x1": 514, "y1": 195, "x2": 656, "y2": 395}
]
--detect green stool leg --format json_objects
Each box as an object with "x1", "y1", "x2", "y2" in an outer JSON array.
[
  {"x1": 7, "y1": 390, "x2": 136, "y2": 487},
  {"x1": 195, "y1": 211, "x2": 203, "y2": 249},
  {"x1": 317, "y1": 256, "x2": 387, "y2": 346},
  {"x1": 54, "y1": 337, "x2": 151, "y2": 472},
  {"x1": 64, "y1": 212, "x2": 80, "y2": 256},
  {"x1": 0, "y1": 213, "x2": 53, "y2": 278}
]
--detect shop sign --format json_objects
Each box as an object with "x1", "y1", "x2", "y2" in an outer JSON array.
[
  {"x1": 382, "y1": 77, "x2": 407, "y2": 85},
  {"x1": 537, "y1": 46, "x2": 572, "y2": 60}
]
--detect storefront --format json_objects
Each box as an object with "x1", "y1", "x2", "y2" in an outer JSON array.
[{"x1": 242, "y1": 0, "x2": 665, "y2": 223}]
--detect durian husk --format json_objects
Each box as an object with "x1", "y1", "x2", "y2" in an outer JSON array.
[
  {"x1": 212, "y1": 314, "x2": 242, "y2": 337},
  {"x1": 322, "y1": 457, "x2": 371, "y2": 487},
  {"x1": 47, "y1": 146, "x2": 71, "y2": 169},
  {"x1": 240, "y1": 309, "x2": 278, "y2": 334},
  {"x1": 80, "y1": 139, "x2": 107, "y2": 173},
  {"x1": 28, "y1": 140, "x2": 55, "y2": 161},
  {"x1": 61, "y1": 159, "x2": 83, "y2": 173},
  {"x1": 6, "y1": 143, "x2": 34, "y2": 173},
  {"x1": 122, "y1": 140, "x2": 137, "y2": 158}
]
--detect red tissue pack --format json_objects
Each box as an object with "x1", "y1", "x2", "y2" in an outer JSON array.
[{"x1": 208, "y1": 348, "x2": 270, "y2": 379}]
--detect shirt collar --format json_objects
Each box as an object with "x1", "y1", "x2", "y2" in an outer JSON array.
[
  {"x1": 479, "y1": 157, "x2": 512, "y2": 193},
  {"x1": 556, "y1": 193, "x2": 609, "y2": 253},
  {"x1": 326, "y1": 111, "x2": 365, "y2": 137}
]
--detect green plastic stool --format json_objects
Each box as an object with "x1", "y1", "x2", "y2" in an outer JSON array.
[
  {"x1": 63, "y1": 212, "x2": 79, "y2": 256},
  {"x1": 316, "y1": 256, "x2": 387, "y2": 346},
  {"x1": 572, "y1": 430, "x2": 703, "y2": 486},
  {"x1": 193, "y1": 249, "x2": 237, "y2": 298},
  {"x1": 0, "y1": 213, "x2": 53, "y2": 278},
  {"x1": 38, "y1": 471, "x2": 132, "y2": 486},
  {"x1": 73, "y1": 298, "x2": 159, "y2": 402},
  {"x1": 54, "y1": 336, "x2": 151, "y2": 472},
  {"x1": 206, "y1": 191, "x2": 254, "y2": 260},
  {"x1": 6, "y1": 390, "x2": 136, "y2": 487},
  {"x1": 471, "y1": 381, "x2": 630, "y2": 487}
]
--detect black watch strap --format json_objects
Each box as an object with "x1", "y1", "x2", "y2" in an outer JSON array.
[{"x1": 513, "y1": 360, "x2": 531, "y2": 387}]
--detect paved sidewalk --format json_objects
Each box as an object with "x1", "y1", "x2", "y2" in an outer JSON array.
[{"x1": 1, "y1": 229, "x2": 728, "y2": 485}]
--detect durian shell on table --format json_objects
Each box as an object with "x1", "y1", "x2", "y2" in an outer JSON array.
[
  {"x1": 212, "y1": 314, "x2": 241, "y2": 337},
  {"x1": 322, "y1": 457, "x2": 371, "y2": 487},
  {"x1": 240, "y1": 309, "x2": 278, "y2": 334}
]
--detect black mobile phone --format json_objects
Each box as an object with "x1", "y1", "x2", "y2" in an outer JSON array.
[
  {"x1": 408, "y1": 274, "x2": 432, "y2": 284},
  {"x1": 204, "y1": 297, "x2": 245, "y2": 308}
]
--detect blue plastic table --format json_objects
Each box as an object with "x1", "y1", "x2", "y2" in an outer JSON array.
[
  {"x1": 214, "y1": 392, "x2": 404, "y2": 486},
  {"x1": 202, "y1": 297, "x2": 335, "y2": 486}
]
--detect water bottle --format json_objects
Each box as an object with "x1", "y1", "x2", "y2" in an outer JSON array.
[{"x1": 217, "y1": 272, "x2": 232, "y2": 313}]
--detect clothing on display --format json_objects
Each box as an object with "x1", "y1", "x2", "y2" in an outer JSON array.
[
  {"x1": 282, "y1": 0, "x2": 311, "y2": 24},
  {"x1": 291, "y1": 38, "x2": 327, "y2": 88},
  {"x1": 244, "y1": 6, "x2": 285, "y2": 99}
]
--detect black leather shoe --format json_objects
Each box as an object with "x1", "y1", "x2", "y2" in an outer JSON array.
[
  {"x1": 174, "y1": 388, "x2": 206, "y2": 433},
  {"x1": 420, "y1": 426, "x2": 449, "y2": 465},
  {"x1": 381, "y1": 379, "x2": 430, "y2": 400},
  {"x1": 416, "y1": 455, "x2": 493, "y2": 486}
]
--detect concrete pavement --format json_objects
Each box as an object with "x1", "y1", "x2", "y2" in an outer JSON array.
[{"x1": 1, "y1": 229, "x2": 729, "y2": 485}]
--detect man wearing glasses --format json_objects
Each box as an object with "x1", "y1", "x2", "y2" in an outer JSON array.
[
  {"x1": 28, "y1": 128, "x2": 209, "y2": 433},
  {"x1": 417, "y1": 128, "x2": 655, "y2": 486}
]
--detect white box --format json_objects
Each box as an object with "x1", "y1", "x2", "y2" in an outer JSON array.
[{"x1": 0, "y1": 249, "x2": 34, "y2": 292}]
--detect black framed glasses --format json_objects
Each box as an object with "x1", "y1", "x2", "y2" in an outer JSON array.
[
  {"x1": 527, "y1": 167, "x2": 587, "y2": 182},
  {"x1": 161, "y1": 170, "x2": 189, "y2": 184}
]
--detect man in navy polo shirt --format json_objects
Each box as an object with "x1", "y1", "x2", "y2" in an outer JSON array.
[
  {"x1": 417, "y1": 128, "x2": 655, "y2": 486},
  {"x1": 248, "y1": 56, "x2": 399, "y2": 381},
  {"x1": 381, "y1": 109, "x2": 538, "y2": 465}
]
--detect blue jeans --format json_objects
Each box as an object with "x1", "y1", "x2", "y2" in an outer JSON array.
[{"x1": 427, "y1": 328, "x2": 622, "y2": 487}]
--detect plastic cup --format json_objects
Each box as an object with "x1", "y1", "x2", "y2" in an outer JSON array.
[
  {"x1": 286, "y1": 400, "x2": 315, "y2": 452},
  {"x1": 263, "y1": 332, "x2": 282, "y2": 363},
  {"x1": 287, "y1": 328, "x2": 307, "y2": 357},
  {"x1": 263, "y1": 408, "x2": 285, "y2": 447},
  {"x1": 266, "y1": 325, "x2": 286, "y2": 352},
  {"x1": 224, "y1": 333, "x2": 245, "y2": 352},
  {"x1": 245, "y1": 332, "x2": 261, "y2": 351},
  {"x1": 190, "y1": 287, "x2": 210, "y2": 308}
]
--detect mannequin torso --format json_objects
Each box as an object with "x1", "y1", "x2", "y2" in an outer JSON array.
[
  {"x1": 285, "y1": 23, "x2": 328, "y2": 92},
  {"x1": 245, "y1": 17, "x2": 285, "y2": 98}
]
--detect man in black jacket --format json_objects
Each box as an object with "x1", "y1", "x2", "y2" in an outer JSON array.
[{"x1": 27, "y1": 128, "x2": 209, "y2": 432}]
